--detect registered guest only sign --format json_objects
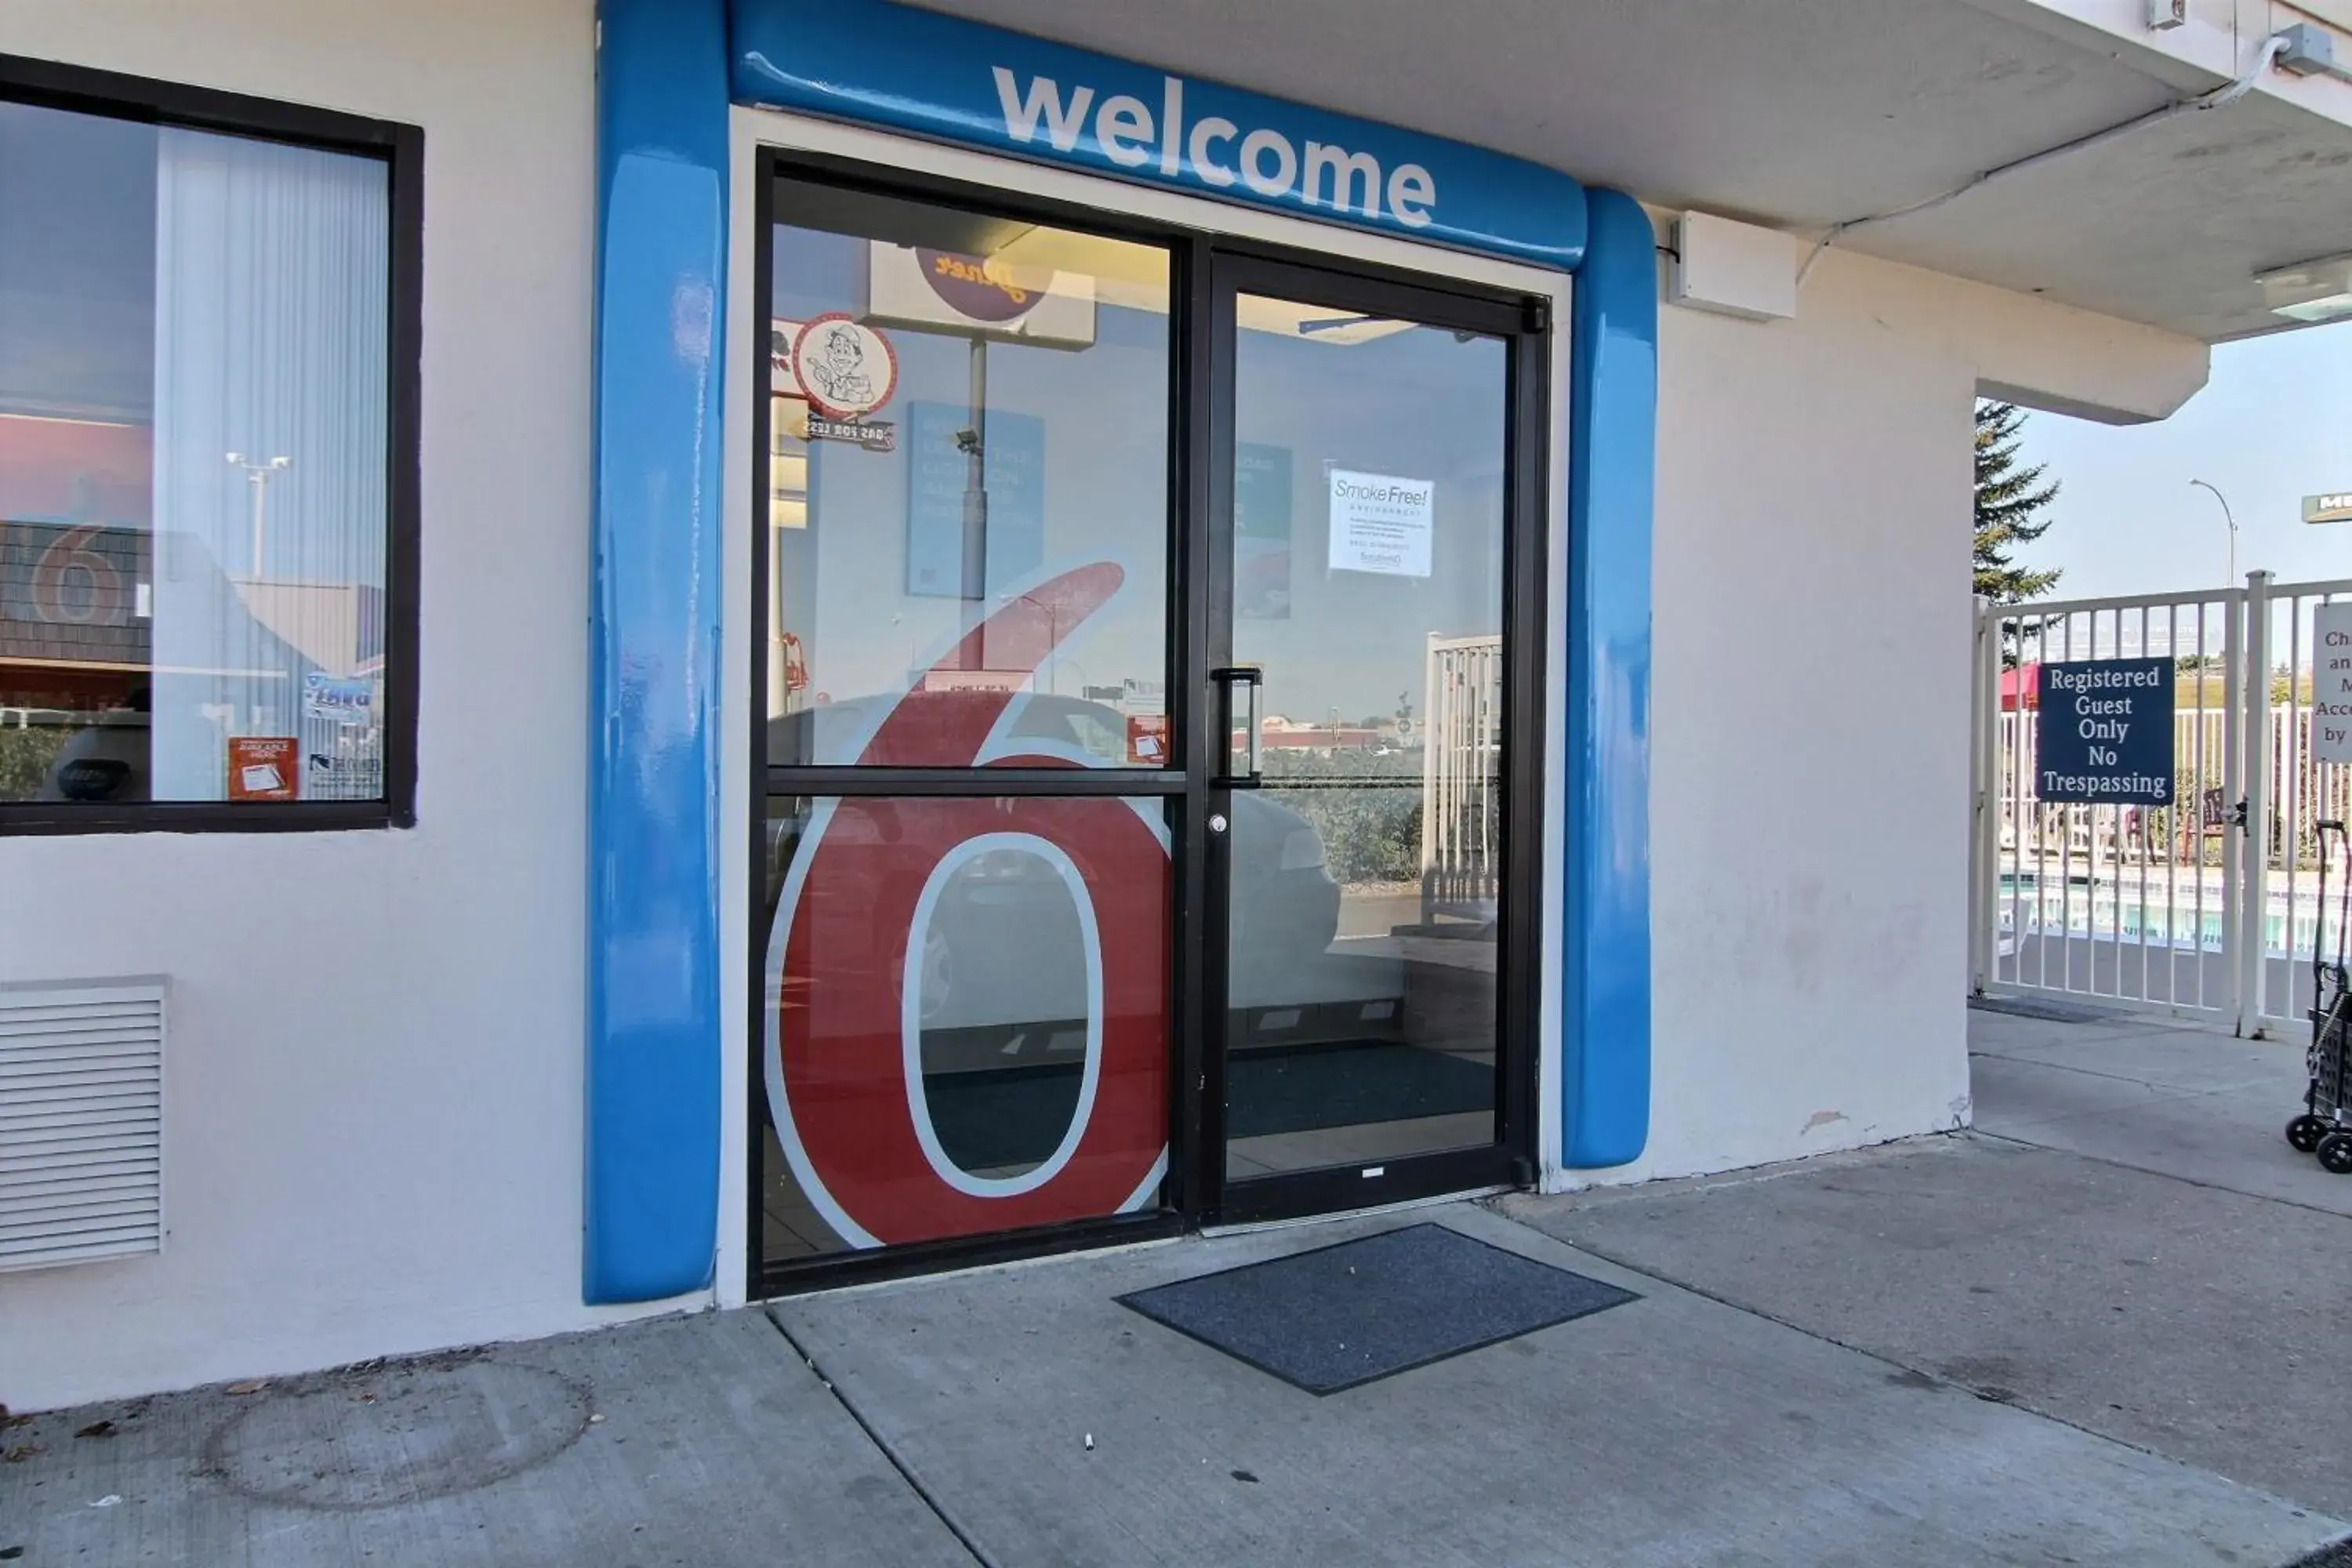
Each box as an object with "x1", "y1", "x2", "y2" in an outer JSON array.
[{"x1": 2035, "y1": 659, "x2": 2172, "y2": 804}]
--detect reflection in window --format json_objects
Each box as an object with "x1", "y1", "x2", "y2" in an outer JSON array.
[
  {"x1": 764, "y1": 179, "x2": 1171, "y2": 768},
  {"x1": 1223, "y1": 304, "x2": 1509, "y2": 1178},
  {"x1": 0, "y1": 100, "x2": 390, "y2": 806}
]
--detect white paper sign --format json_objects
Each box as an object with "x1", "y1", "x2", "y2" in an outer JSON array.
[
  {"x1": 1327, "y1": 469, "x2": 1434, "y2": 578},
  {"x1": 2315, "y1": 602, "x2": 2352, "y2": 764}
]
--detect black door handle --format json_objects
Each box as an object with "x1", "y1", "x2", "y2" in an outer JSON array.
[{"x1": 1210, "y1": 666, "x2": 1262, "y2": 788}]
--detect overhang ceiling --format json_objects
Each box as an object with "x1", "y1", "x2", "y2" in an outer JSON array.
[{"x1": 901, "y1": 0, "x2": 2352, "y2": 342}]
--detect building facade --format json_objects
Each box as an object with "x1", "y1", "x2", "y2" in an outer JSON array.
[{"x1": 2, "y1": 0, "x2": 2348, "y2": 1410}]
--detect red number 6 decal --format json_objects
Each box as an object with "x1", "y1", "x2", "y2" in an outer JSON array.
[{"x1": 764, "y1": 564, "x2": 1170, "y2": 1248}]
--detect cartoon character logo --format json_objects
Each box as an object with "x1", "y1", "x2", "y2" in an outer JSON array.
[{"x1": 791, "y1": 313, "x2": 898, "y2": 419}]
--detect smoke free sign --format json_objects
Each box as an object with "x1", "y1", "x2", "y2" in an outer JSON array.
[{"x1": 2036, "y1": 659, "x2": 2173, "y2": 804}]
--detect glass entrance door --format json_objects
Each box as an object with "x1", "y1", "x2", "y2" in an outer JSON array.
[
  {"x1": 753, "y1": 166, "x2": 1188, "y2": 1287},
  {"x1": 749, "y1": 152, "x2": 1548, "y2": 1289},
  {"x1": 1206, "y1": 256, "x2": 1543, "y2": 1222}
]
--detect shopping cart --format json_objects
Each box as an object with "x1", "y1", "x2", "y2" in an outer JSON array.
[{"x1": 2287, "y1": 818, "x2": 2352, "y2": 1174}]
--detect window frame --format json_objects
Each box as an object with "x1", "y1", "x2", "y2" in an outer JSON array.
[{"x1": 0, "y1": 53, "x2": 421, "y2": 835}]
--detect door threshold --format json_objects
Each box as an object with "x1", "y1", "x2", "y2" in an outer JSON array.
[
  {"x1": 757, "y1": 1185, "x2": 1515, "y2": 1305},
  {"x1": 1202, "y1": 1183, "x2": 1511, "y2": 1239},
  {"x1": 757, "y1": 1219, "x2": 1191, "y2": 1305}
]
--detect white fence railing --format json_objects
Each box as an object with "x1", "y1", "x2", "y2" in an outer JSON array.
[
  {"x1": 2248, "y1": 575, "x2": 2352, "y2": 1028},
  {"x1": 1971, "y1": 572, "x2": 2352, "y2": 1034},
  {"x1": 1421, "y1": 633, "x2": 1501, "y2": 924}
]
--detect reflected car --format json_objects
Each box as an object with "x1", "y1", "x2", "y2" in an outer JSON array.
[{"x1": 763, "y1": 693, "x2": 1340, "y2": 1033}]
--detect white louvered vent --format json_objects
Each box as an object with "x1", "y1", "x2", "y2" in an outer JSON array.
[{"x1": 0, "y1": 979, "x2": 165, "y2": 1272}]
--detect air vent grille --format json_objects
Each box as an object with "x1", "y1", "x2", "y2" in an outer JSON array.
[{"x1": 0, "y1": 979, "x2": 165, "y2": 1272}]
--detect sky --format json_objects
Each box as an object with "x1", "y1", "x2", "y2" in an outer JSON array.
[{"x1": 2010, "y1": 321, "x2": 2352, "y2": 600}]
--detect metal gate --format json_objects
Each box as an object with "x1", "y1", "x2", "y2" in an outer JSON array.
[
  {"x1": 1421, "y1": 631, "x2": 1501, "y2": 925},
  {"x1": 1970, "y1": 572, "x2": 2352, "y2": 1035}
]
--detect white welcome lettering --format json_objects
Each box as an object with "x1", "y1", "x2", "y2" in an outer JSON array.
[
  {"x1": 1095, "y1": 93, "x2": 1155, "y2": 168},
  {"x1": 1388, "y1": 164, "x2": 1436, "y2": 227},
  {"x1": 1240, "y1": 128, "x2": 1297, "y2": 197},
  {"x1": 1189, "y1": 115, "x2": 1239, "y2": 187},
  {"x1": 989, "y1": 66, "x2": 1439, "y2": 227},
  {"x1": 992, "y1": 67, "x2": 1094, "y2": 152},
  {"x1": 1303, "y1": 142, "x2": 1381, "y2": 217}
]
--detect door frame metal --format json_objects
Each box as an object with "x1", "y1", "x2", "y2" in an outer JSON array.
[
  {"x1": 747, "y1": 147, "x2": 1550, "y2": 1296},
  {"x1": 1198, "y1": 249, "x2": 1549, "y2": 1227}
]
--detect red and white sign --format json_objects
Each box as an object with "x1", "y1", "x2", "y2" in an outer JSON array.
[
  {"x1": 227, "y1": 737, "x2": 298, "y2": 801},
  {"x1": 1126, "y1": 713, "x2": 1168, "y2": 765},
  {"x1": 764, "y1": 564, "x2": 1169, "y2": 1247},
  {"x1": 791, "y1": 313, "x2": 898, "y2": 419}
]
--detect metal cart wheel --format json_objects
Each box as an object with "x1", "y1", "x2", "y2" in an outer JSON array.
[
  {"x1": 2288, "y1": 1115, "x2": 2330, "y2": 1153},
  {"x1": 2317, "y1": 1133, "x2": 2352, "y2": 1175}
]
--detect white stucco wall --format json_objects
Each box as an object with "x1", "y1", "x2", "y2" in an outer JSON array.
[
  {"x1": 1621, "y1": 244, "x2": 2205, "y2": 1185},
  {"x1": 0, "y1": 2, "x2": 2219, "y2": 1413},
  {"x1": 0, "y1": 0, "x2": 666, "y2": 1414}
]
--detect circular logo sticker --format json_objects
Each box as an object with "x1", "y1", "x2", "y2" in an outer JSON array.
[
  {"x1": 792, "y1": 314, "x2": 899, "y2": 419},
  {"x1": 916, "y1": 249, "x2": 1044, "y2": 325}
]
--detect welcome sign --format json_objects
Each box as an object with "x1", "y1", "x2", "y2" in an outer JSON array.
[{"x1": 732, "y1": 0, "x2": 1588, "y2": 270}]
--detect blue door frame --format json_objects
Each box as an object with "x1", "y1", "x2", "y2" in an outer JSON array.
[{"x1": 586, "y1": 0, "x2": 1653, "y2": 1302}]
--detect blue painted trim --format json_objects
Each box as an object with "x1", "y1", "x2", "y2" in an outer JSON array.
[
  {"x1": 729, "y1": 0, "x2": 1585, "y2": 271},
  {"x1": 1562, "y1": 188, "x2": 1655, "y2": 1168},
  {"x1": 586, "y1": 0, "x2": 729, "y2": 1302}
]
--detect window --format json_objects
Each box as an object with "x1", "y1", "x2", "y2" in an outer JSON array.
[
  {"x1": 0, "y1": 58, "x2": 419, "y2": 830},
  {"x1": 760, "y1": 176, "x2": 1171, "y2": 771}
]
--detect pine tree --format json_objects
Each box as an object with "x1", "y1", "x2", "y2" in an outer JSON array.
[{"x1": 1975, "y1": 400, "x2": 2061, "y2": 602}]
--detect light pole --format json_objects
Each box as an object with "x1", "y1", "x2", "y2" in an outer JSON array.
[
  {"x1": 227, "y1": 452, "x2": 291, "y2": 576},
  {"x1": 2189, "y1": 478, "x2": 2238, "y2": 587}
]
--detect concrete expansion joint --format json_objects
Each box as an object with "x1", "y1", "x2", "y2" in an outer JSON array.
[
  {"x1": 759, "y1": 1309, "x2": 996, "y2": 1568},
  {"x1": 1968, "y1": 1128, "x2": 2352, "y2": 1225},
  {"x1": 1973, "y1": 1046, "x2": 2276, "y2": 1098}
]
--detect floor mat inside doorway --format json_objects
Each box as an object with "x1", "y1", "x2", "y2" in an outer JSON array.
[{"x1": 1117, "y1": 1222, "x2": 1638, "y2": 1394}]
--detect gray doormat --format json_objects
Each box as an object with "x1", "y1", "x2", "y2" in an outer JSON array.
[{"x1": 1117, "y1": 1223, "x2": 1638, "y2": 1394}]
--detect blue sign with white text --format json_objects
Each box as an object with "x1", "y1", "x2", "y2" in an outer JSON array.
[
  {"x1": 731, "y1": 0, "x2": 1588, "y2": 270},
  {"x1": 2036, "y1": 659, "x2": 2173, "y2": 804}
]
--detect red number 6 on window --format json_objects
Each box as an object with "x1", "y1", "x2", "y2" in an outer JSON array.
[{"x1": 763, "y1": 564, "x2": 1170, "y2": 1248}]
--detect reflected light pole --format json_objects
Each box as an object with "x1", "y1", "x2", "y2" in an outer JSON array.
[
  {"x1": 227, "y1": 452, "x2": 291, "y2": 576},
  {"x1": 2189, "y1": 478, "x2": 2238, "y2": 587}
]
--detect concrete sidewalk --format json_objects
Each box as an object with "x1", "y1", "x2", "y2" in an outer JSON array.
[
  {"x1": 772, "y1": 1201, "x2": 2339, "y2": 1567},
  {"x1": 5, "y1": 1004, "x2": 2348, "y2": 1566},
  {"x1": 0, "y1": 1312, "x2": 970, "y2": 1566},
  {"x1": 1968, "y1": 1000, "x2": 2352, "y2": 1215},
  {"x1": 1504, "y1": 1003, "x2": 2352, "y2": 1521}
]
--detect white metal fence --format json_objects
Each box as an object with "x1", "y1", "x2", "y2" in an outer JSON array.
[
  {"x1": 1421, "y1": 632, "x2": 1501, "y2": 924},
  {"x1": 1971, "y1": 572, "x2": 2352, "y2": 1034}
]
